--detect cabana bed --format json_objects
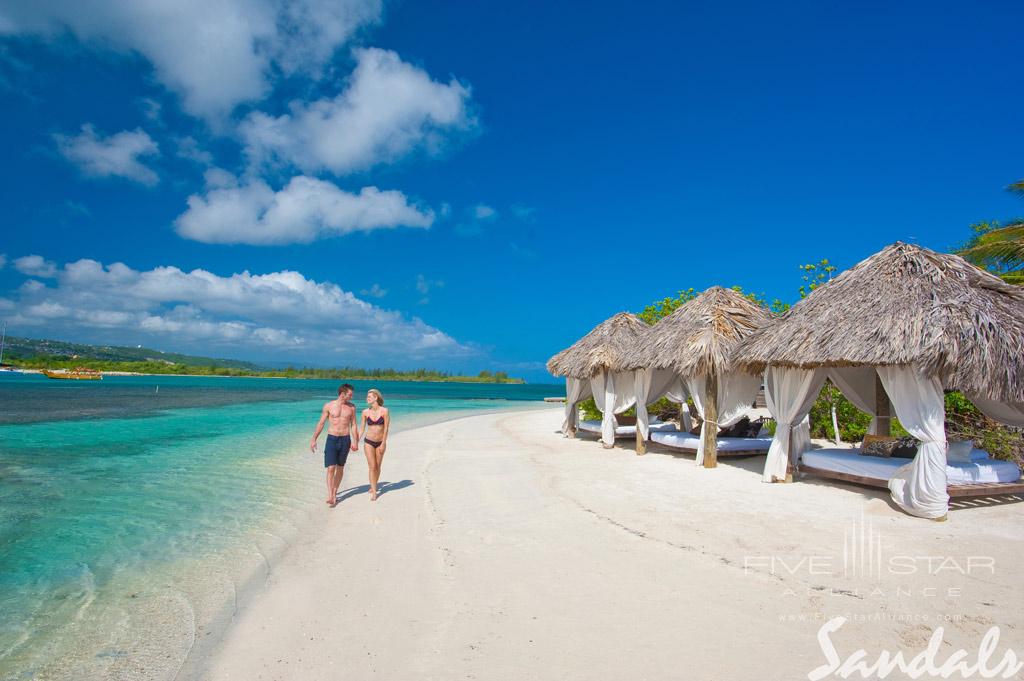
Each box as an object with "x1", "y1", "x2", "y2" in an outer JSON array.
[
  {"x1": 800, "y1": 449, "x2": 1024, "y2": 496},
  {"x1": 651, "y1": 430, "x2": 773, "y2": 456},
  {"x1": 736, "y1": 242, "x2": 1024, "y2": 519},
  {"x1": 622, "y1": 287, "x2": 773, "y2": 467},
  {"x1": 578, "y1": 418, "x2": 678, "y2": 439},
  {"x1": 547, "y1": 313, "x2": 656, "y2": 452}
]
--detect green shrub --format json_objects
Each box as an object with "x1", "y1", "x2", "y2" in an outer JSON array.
[
  {"x1": 577, "y1": 396, "x2": 691, "y2": 423},
  {"x1": 808, "y1": 381, "x2": 872, "y2": 442}
]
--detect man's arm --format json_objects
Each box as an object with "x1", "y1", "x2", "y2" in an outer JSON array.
[
  {"x1": 349, "y1": 405, "x2": 360, "y2": 450},
  {"x1": 310, "y1": 404, "x2": 329, "y2": 452}
]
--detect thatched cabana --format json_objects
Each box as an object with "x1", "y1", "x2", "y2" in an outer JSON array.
[
  {"x1": 624, "y1": 286, "x2": 773, "y2": 467},
  {"x1": 735, "y1": 242, "x2": 1024, "y2": 519},
  {"x1": 547, "y1": 312, "x2": 652, "y2": 451}
]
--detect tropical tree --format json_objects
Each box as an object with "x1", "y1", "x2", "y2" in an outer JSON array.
[
  {"x1": 955, "y1": 180, "x2": 1024, "y2": 285},
  {"x1": 637, "y1": 288, "x2": 697, "y2": 324}
]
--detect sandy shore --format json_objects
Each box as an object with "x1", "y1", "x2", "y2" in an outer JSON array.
[{"x1": 192, "y1": 408, "x2": 1023, "y2": 680}]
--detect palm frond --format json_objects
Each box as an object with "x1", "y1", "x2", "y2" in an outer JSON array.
[{"x1": 956, "y1": 223, "x2": 1024, "y2": 264}]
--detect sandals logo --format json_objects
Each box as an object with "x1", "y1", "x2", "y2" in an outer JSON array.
[{"x1": 808, "y1": 616, "x2": 1022, "y2": 679}]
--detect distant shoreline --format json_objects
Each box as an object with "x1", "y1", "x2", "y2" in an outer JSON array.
[{"x1": 11, "y1": 368, "x2": 530, "y2": 385}]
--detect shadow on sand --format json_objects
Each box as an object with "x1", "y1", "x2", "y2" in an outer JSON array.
[{"x1": 336, "y1": 479, "x2": 415, "y2": 504}]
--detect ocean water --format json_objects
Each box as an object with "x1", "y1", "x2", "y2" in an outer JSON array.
[{"x1": 0, "y1": 373, "x2": 557, "y2": 680}]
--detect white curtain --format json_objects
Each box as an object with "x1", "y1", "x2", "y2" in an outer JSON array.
[
  {"x1": 878, "y1": 365, "x2": 949, "y2": 519},
  {"x1": 762, "y1": 367, "x2": 827, "y2": 482},
  {"x1": 679, "y1": 402, "x2": 693, "y2": 432},
  {"x1": 649, "y1": 368, "x2": 686, "y2": 404},
  {"x1": 967, "y1": 396, "x2": 1024, "y2": 428},
  {"x1": 634, "y1": 368, "x2": 653, "y2": 441},
  {"x1": 685, "y1": 371, "x2": 762, "y2": 465},
  {"x1": 589, "y1": 369, "x2": 639, "y2": 446},
  {"x1": 648, "y1": 368, "x2": 691, "y2": 430},
  {"x1": 562, "y1": 376, "x2": 590, "y2": 435},
  {"x1": 827, "y1": 366, "x2": 880, "y2": 434}
]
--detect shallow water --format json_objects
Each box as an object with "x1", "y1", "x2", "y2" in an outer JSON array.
[{"x1": 0, "y1": 373, "x2": 557, "y2": 680}]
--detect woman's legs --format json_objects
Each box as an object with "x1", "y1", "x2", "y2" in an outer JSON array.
[
  {"x1": 363, "y1": 442, "x2": 380, "y2": 499},
  {"x1": 372, "y1": 447, "x2": 385, "y2": 496}
]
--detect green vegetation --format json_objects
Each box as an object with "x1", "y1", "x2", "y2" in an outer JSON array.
[
  {"x1": 954, "y1": 179, "x2": 1024, "y2": 285},
  {"x1": 10, "y1": 354, "x2": 524, "y2": 383},
  {"x1": 4, "y1": 335, "x2": 524, "y2": 383},
  {"x1": 2, "y1": 336, "x2": 261, "y2": 369},
  {"x1": 637, "y1": 288, "x2": 697, "y2": 324}
]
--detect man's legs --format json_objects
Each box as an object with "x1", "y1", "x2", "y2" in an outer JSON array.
[
  {"x1": 325, "y1": 464, "x2": 337, "y2": 505},
  {"x1": 332, "y1": 465, "x2": 345, "y2": 502}
]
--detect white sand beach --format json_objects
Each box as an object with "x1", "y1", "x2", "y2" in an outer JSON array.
[{"x1": 193, "y1": 407, "x2": 1024, "y2": 681}]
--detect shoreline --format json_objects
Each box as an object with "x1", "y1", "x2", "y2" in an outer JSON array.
[
  {"x1": 179, "y1": 404, "x2": 555, "y2": 680},
  {"x1": 0, "y1": 402, "x2": 551, "y2": 680},
  {"x1": 7, "y1": 368, "x2": 529, "y2": 385},
  {"x1": 191, "y1": 408, "x2": 1023, "y2": 680}
]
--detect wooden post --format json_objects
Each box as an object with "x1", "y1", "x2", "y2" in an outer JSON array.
[
  {"x1": 875, "y1": 373, "x2": 891, "y2": 436},
  {"x1": 784, "y1": 425, "x2": 794, "y2": 483},
  {"x1": 704, "y1": 373, "x2": 719, "y2": 468},
  {"x1": 636, "y1": 426, "x2": 646, "y2": 455}
]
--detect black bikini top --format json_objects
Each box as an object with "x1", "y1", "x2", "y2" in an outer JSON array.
[{"x1": 367, "y1": 413, "x2": 385, "y2": 425}]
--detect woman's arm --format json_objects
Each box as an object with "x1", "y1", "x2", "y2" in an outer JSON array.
[{"x1": 382, "y1": 408, "x2": 390, "y2": 445}]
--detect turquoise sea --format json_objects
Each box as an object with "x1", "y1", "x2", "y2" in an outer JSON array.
[{"x1": 0, "y1": 372, "x2": 557, "y2": 680}]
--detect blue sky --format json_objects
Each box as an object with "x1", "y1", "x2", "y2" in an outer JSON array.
[{"x1": 0, "y1": 0, "x2": 1021, "y2": 382}]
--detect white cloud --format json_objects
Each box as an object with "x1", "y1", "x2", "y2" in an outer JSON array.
[
  {"x1": 3, "y1": 258, "x2": 474, "y2": 364},
  {"x1": 0, "y1": 254, "x2": 6, "y2": 269},
  {"x1": 175, "y1": 136, "x2": 213, "y2": 165},
  {"x1": 13, "y1": 255, "x2": 58, "y2": 278},
  {"x1": 455, "y1": 202, "x2": 498, "y2": 236},
  {"x1": 139, "y1": 97, "x2": 162, "y2": 122},
  {"x1": 175, "y1": 173, "x2": 434, "y2": 245},
  {"x1": 241, "y1": 47, "x2": 475, "y2": 175},
  {"x1": 361, "y1": 283, "x2": 387, "y2": 298},
  {"x1": 473, "y1": 204, "x2": 497, "y2": 220},
  {"x1": 510, "y1": 203, "x2": 536, "y2": 221},
  {"x1": 415, "y1": 274, "x2": 443, "y2": 304},
  {"x1": 54, "y1": 124, "x2": 160, "y2": 185},
  {"x1": 0, "y1": 0, "x2": 383, "y2": 121}
]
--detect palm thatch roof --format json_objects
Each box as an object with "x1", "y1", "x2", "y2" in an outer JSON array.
[
  {"x1": 547, "y1": 312, "x2": 651, "y2": 379},
  {"x1": 736, "y1": 242, "x2": 1024, "y2": 402},
  {"x1": 622, "y1": 286, "x2": 772, "y2": 377}
]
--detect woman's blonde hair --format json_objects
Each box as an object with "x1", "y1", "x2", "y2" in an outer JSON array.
[{"x1": 367, "y1": 388, "x2": 384, "y2": 406}]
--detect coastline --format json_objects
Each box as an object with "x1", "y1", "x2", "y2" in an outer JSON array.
[
  {"x1": 10, "y1": 369, "x2": 527, "y2": 384},
  {"x1": 191, "y1": 408, "x2": 1023, "y2": 680},
  {"x1": 0, "y1": 401, "x2": 549, "y2": 680}
]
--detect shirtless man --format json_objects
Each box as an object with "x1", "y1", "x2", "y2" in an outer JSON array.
[{"x1": 310, "y1": 384, "x2": 359, "y2": 507}]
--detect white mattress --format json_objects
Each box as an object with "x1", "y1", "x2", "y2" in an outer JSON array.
[
  {"x1": 801, "y1": 448, "x2": 1021, "y2": 486},
  {"x1": 578, "y1": 420, "x2": 677, "y2": 437},
  {"x1": 650, "y1": 431, "x2": 773, "y2": 452}
]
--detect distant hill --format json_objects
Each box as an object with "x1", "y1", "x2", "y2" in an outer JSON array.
[{"x1": 2, "y1": 336, "x2": 264, "y2": 370}]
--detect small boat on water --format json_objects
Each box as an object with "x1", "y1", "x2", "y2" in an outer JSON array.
[{"x1": 43, "y1": 368, "x2": 103, "y2": 381}]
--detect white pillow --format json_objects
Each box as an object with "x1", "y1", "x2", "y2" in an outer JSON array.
[{"x1": 946, "y1": 440, "x2": 974, "y2": 463}]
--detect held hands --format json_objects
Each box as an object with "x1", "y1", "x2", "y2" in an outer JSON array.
[{"x1": 351, "y1": 440, "x2": 359, "y2": 452}]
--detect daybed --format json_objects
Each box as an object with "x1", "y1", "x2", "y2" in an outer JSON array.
[
  {"x1": 578, "y1": 418, "x2": 677, "y2": 439},
  {"x1": 651, "y1": 430, "x2": 773, "y2": 457},
  {"x1": 800, "y1": 448, "x2": 1024, "y2": 498}
]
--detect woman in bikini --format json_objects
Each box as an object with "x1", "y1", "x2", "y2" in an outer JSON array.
[{"x1": 360, "y1": 389, "x2": 390, "y2": 501}]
